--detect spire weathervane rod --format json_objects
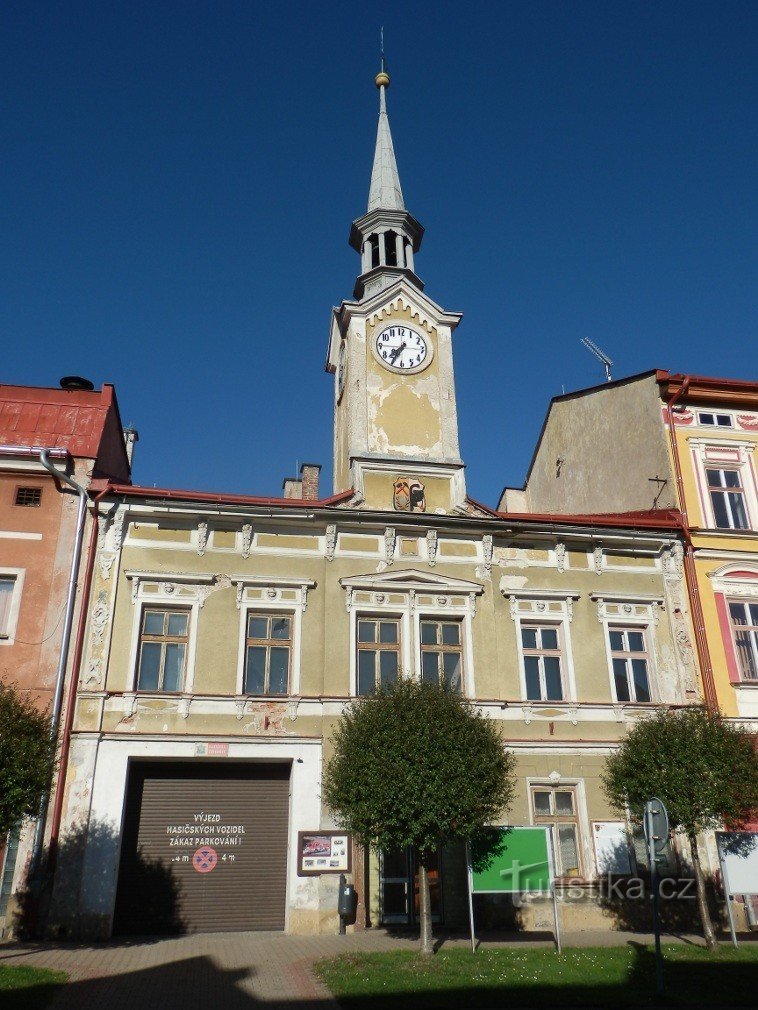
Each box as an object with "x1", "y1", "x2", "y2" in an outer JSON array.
[{"x1": 380, "y1": 26, "x2": 386, "y2": 74}]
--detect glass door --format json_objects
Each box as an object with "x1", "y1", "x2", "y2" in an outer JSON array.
[{"x1": 380, "y1": 846, "x2": 443, "y2": 925}]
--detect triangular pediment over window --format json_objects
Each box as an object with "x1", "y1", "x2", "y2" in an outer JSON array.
[{"x1": 339, "y1": 568, "x2": 484, "y2": 596}]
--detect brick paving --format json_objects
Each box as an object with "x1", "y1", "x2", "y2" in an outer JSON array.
[{"x1": 0, "y1": 928, "x2": 725, "y2": 1009}]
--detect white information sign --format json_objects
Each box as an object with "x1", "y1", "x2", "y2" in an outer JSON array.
[
  {"x1": 717, "y1": 832, "x2": 758, "y2": 896},
  {"x1": 592, "y1": 821, "x2": 633, "y2": 875}
]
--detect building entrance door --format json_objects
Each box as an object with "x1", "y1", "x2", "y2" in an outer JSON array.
[{"x1": 380, "y1": 846, "x2": 442, "y2": 925}]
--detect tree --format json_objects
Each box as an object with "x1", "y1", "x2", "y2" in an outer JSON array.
[
  {"x1": 322, "y1": 679, "x2": 516, "y2": 954},
  {"x1": 602, "y1": 707, "x2": 758, "y2": 949},
  {"x1": 0, "y1": 682, "x2": 56, "y2": 841}
]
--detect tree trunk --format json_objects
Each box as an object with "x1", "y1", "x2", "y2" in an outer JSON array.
[
  {"x1": 418, "y1": 854, "x2": 434, "y2": 956},
  {"x1": 689, "y1": 833, "x2": 717, "y2": 950}
]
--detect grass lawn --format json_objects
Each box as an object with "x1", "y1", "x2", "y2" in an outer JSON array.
[
  {"x1": 0, "y1": 965, "x2": 68, "y2": 1010},
  {"x1": 315, "y1": 943, "x2": 758, "y2": 1008}
]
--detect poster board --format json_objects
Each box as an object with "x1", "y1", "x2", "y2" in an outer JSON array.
[
  {"x1": 297, "y1": 831, "x2": 351, "y2": 876},
  {"x1": 469, "y1": 826, "x2": 553, "y2": 893},
  {"x1": 716, "y1": 832, "x2": 758, "y2": 896},
  {"x1": 592, "y1": 821, "x2": 633, "y2": 875}
]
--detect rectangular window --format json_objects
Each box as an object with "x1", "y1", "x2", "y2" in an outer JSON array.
[
  {"x1": 531, "y1": 786, "x2": 582, "y2": 877},
  {"x1": 357, "y1": 617, "x2": 400, "y2": 695},
  {"x1": 707, "y1": 468, "x2": 749, "y2": 530},
  {"x1": 14, "y1": 486, "x2": 42, "y2": 507},
  {"x1": 0, "y1": 576, "x2": 17, "y2": 638},
  {"x1": 729, "y1": 600, "x2": 758, "y2": 681},
  {"x1": 521, "y1": 624, "x2": 564, "y2": 701},
  {"x1": 419, "y1": 619, "x2": 463, "y2": 692},
  {"x1": 244, "y1": 613, "x2": 292, "y2": 695},
  {"x1": 136, "y1": 608, "x2": 189, "y2": 692},
  {"x1": 698, "y1": 412, "x2": 733, "y2": 428},
  {"x1": 608, "y1": 626, "x2": 652, "y2": 702}
]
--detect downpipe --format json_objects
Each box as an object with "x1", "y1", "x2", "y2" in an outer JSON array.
[{"x1": 27, "y1": 450, "x2": 89, "y2": 882}]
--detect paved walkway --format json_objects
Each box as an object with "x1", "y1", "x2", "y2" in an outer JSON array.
[{"x1": 0, "y1": 928, "x2": 738, "y2": 1009}]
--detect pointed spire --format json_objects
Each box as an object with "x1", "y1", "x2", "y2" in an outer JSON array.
[{"x1": 367, "y1": 49, "x2": 405, "y2": 212}]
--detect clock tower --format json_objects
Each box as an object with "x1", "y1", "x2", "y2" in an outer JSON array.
[{"x1": 327, "y1": 68, "x2": 466, "y2": 513}]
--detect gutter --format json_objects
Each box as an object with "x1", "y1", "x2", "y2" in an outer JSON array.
[{"x1": 663, "y1": 379, "x2": 719, "y2": 711}]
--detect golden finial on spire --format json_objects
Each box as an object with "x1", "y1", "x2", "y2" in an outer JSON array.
[{"x1": 375, "y1": 26, "x2": 390, "y2": 88}]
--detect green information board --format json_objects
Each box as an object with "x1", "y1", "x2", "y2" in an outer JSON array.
[{"x1": 469, "y1": 826, "x2": 553, "y2": 893}]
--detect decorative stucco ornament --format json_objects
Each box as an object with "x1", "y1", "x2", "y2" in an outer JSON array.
[
  {"x1": 483, "y1": 534, "x2": 493, "y2": 573},
  {"x1": 241, "y1": 523, "x2": 253, "y2": 559},
  {"x1": 426, "y1": 529, "x2": 438, "y2": 566},
  {"x1": 197, "y1": 521, "x2": 208, "y2": 557},
  {"x1": 555, "y1": 542, "x2": 566, "y2": 574},
  {"x1": 593, "y1": 546, "x2": 603, "y2": 575},
  {"x1": 325, "y1": 524, "x2": 337, "y2": 562},
  {"x1": 384, "y1": 527, "x2": 396, "y2": 564}
]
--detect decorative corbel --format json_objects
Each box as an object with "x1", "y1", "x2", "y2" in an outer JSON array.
[
  {"x1": 508, "y1": 596, "x2": 518, "y2": 622},
  {"x1": 344, "y1": 587, "x2": 353, "y2": 614},
  {"x1": 235, "y1": 581, "x2": 244, "y2": 609},
  {"x1": 130, "y1": 576, "x2": 141, "y2": 605},
  {"x1": 235, "y1": 698, "x2": 246, "y2": 721},
  {"x1": 178, "y1": 695, "x2": 191, "y2": 720},
  {"x1": 384, "y1": 527, "x2": 396, "y2": 565},
  {"x1": 301, "y1": 585, "x2": 309, "y2": 613},
  {"x1": 567, "y1": 705, "x2": 578, "y2": 726},
  {"x1": 593, "y1": 546, "x2": 603, "y2": 575},
  {"x1": 555, "y1": 542, "x2": 566, "y2": 575},
  {"x1": 241, "y1": 523, "x2": 253, "y2": 560},
  {"x1": 325, "y1": 524, "x2": 337, "y2": 562},
  {"x1": 99, "y1": 552, "x2": 116, "y2": 581},
  {"x1": 426, "y1": 529, "x2": 438, "y2": 567},
  {"x1": 483, "y1": 534, "x2": 493, "y2": 573},
  {"x1": 469, "y1": 592, "x2": 477, "y2": 618},
  {"x1": 197, "y1": 521, "x2": 208, "y2": 557},
  {"x1": 522, "y1": 704, "x2": 533, "y2": 726},
  {"x1": 567, "y1": 597, "x2": 575, "y2": 623},
  {"x1": 124, "y1": 693, "x2": 137, "y2": 718}
]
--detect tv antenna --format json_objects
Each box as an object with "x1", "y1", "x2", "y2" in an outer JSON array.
[{"x1": 580, "y1": 337, "x2": 614, "y2": 382}]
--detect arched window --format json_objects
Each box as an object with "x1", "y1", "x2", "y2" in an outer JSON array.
[
  {"x1": 385, "y1": 230, "x2": 398, "y2": 267},
  {"x1": 369, "y1": 234, "x2": 380, "y2": 269}
]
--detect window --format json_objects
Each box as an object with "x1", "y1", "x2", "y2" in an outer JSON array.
[
  {"x1": 0, "y1": 577, "x2": 17, "y2": 638},
  {"x1": 521, "y1": 624, "x2": 564, "y2": 701},
  {"x1": 729, "y1": 601, "x2": 758, "y2": 681},
  {"x1": 531, "y1": 786, "x2": 582, "y2": 877},
  {"x1": 244, "y1": 613, "x2": 292, "y2": 695},
  {"x1": 698, "y1": 412, "x2": 733, "y2": 428},
  {"x1": 707, "y1": 468, "x2": 749, "y2": 529},
  {"x1": 136, "y1": 608, "x2": 189, "y2": 692},
  {"x1": 608, "y1": 627, "x2": 651, "y2": 702},
  {"x1": 14, "y1": 486, "x2": 41, "y2": 507},
  {"x1": 357, "y1": 617, "x2": 400, "y2": 695},
  {"x1": 420, "y1": 619, "x2": 463, "y2": 691}
]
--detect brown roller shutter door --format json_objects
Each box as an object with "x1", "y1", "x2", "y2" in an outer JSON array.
[{"x1": 114, "y1": 761, "x2": 290, "y2": 934}]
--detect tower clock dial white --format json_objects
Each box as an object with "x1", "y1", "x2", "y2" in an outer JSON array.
[{"x1": 373, "y1": 324, "x2": 432, "y2": 373}]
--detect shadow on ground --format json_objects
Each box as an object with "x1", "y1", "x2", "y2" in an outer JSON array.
[{"x1": 4, "y1": 940, "x2": 758, "y2": 1010}]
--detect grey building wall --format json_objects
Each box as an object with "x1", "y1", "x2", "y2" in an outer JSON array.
[{"x1": 524, "y1": 373, "x2": 675, "y2": 515}]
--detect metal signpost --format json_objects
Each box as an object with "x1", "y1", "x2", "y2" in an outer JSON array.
[
  {"x1": 643, "y1": 797, "x2": 669, "y2": 997},
  {"x1": 467, "y1": 826, "x2": 561, "y2": 953},
  {"x1": 715, "y1": 831, "x2": 758, "y2": 947}
]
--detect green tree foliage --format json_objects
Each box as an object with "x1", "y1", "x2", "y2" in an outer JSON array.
[
  {"x1": 323, "y1": 679, "x2": 516, "y2": 953},
  {"x1": 602, "y1": 707, "x2": 758, "y2": 949},
  {"x1": 0, "y1": 682, "x2": 56, "y2": 840}
]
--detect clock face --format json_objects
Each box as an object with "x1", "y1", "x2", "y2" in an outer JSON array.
[{"x1": 375, "y1": 325, "x2": 430, "y2": 372}]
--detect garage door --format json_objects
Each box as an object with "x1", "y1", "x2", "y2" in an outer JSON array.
[{"x1": 114, "y1": 761, "x2": 290, "y2": 934}]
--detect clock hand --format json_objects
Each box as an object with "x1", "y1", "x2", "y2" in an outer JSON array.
[{"x1": 389, "y1": 342, "x2": 406, "y2": 363}]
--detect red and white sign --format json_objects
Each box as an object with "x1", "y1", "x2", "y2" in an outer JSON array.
[{"x1": 192, "y1": 846, "x2": 218, "y2": 873}]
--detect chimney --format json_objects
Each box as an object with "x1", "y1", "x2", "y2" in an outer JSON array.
[
  {"x1": 123, "y1": 427, "x2": 139, "y2": 468},
  {"x1": 300, "y1": 463, "x2": 321, "y2": 500},
  {"x1": 282, "y1": 477, "x2": 303, "y2": 499}
]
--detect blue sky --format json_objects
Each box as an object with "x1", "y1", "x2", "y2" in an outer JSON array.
[{"x1": 2, "y1": 1, "x2": 756, "y2": 504}]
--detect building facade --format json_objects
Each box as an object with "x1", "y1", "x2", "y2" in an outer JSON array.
[
  {"x1": 44, "y1": 74, "x2": 702, "y2": 939},
  {"x1": 514, "y1": 369, "x2": 758, "y2": 725},
  {"x1": 0, "y1": 380, "x2": 131, "y2": 934}
]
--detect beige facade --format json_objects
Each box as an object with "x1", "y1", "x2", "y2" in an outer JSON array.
[{"x1": 43, "y1": 75, "x2": 706, "y2": 939}]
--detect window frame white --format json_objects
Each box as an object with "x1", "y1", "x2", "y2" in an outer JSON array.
[
  {"x1": 342, "y1": 571, "x2": 483, "y2": 697},
  {"x1": 689, "y1": 438, "x2": 758, "y2": 532},
  {"x1": 234, "y1": 577, "x2": 313, "y2": 697},
  {"x1": 125, "y1": 573, "x2": 208, "y2": 694},
  {"x1": 0, "y1": 568, "x2": 25, "y2": 645},
  {"x1": 505, "y1": 590, "x2": 580, "y2": 703},
  {"x1": 526, "y1": 775, "x2": 592, "y2": 880},
  {"x1": 591, "y1": 594, "x2": 663, "y2": 704},
  {"x1": 727, "y1": 598, "x2": 758, "y2": 682}
]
